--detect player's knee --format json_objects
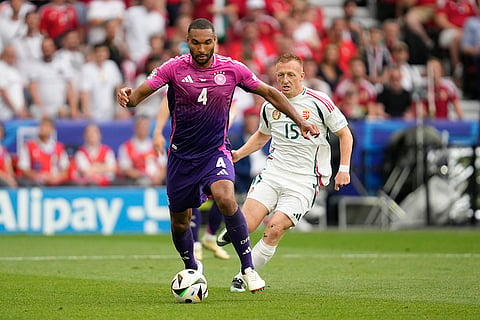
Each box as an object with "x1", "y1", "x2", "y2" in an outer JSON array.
[
  {"x1": 263, "y1": 223, "x2": 286, "y2": 245},
  {"x1": 214, "y1": 196, "x2": 237, "y2": 215},
  {"x1": 171, "y1": 218, "x2": 190, "y2": 233}
]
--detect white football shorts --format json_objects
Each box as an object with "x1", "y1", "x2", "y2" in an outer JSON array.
[{"x1": 246, "y1": 170, "x2": 318, "y2": 226}]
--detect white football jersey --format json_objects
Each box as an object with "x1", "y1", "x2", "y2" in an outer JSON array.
[{"x1": 258, "y1": 88, "x2": 348, "y2": 186}]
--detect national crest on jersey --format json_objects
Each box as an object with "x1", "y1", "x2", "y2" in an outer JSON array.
[
  {"x1": 214, "y1": 72, "x2": 226, "y2": 85},
  {"x1": 302, "y1": 109, "x2": 310, "y2": 120},
  {"x1": 272, "y1": 110, "x2": 281, "y2": 120}
]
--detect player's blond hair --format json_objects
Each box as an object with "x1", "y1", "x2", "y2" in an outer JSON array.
[{"x1": 276, "y1": 53, "x2": 303, "y2": 68}]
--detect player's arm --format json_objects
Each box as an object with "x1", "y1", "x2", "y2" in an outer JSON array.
[
  {"x1": 153, "y1": 97, "x2": 170, "y2": 155},
  {"x1": 332, "y1": 125, "x2": 353, "y2": 191},
  {"x1": 117, "y1": 82, "x2": 155, "y2": 108},
  {"x1": 452, "y1": 97, "x2": 463, "y2": 120},
  {"x1": 252, "y1": 81, "x2": 319, "y2": 139},
  {"x1": 231, "y1": 131, "x2": 271, "y2": 163}
]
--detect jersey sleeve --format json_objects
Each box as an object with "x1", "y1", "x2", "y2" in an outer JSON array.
[
  {"x1": 234, "y1": 60, "x2": 260, "y2": 92},
  {"x1": 258, "y1": 102, "x2": 271, "y2": 135},
  {"x1": 145, "y1": 58, "x2": 175, "y2": 91},
  {"x1": 313, "y1": 90, "x2": 348, "y2": 133}
]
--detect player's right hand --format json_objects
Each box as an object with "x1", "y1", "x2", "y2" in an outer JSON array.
[
  {"x1": 117, "y1": 87, "x2": 132, "y2": 108},
  {"x1": 153, "y1": 131, "x2": 165, "y2": 155},
  {"x1": 300, "y1": 121, "x2": 320, "y2": 140}
]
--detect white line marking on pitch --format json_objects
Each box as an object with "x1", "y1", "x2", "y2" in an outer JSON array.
[
  {"x1": 0, "y1": 254, "x2": 178, "y2": 262},
  {"x1": 0, "y1": 252, "x2": 479, "y2": 262},
  {"x1": 282, "y1": 253, "x2": 480, "y2": 259}
]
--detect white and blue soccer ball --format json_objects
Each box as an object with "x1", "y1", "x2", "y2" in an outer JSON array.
[{"x1": 171, "y1": 269, "x2": 208, "y2": 303}]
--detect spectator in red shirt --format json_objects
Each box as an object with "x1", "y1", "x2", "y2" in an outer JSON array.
[
  {"x1": 424, "y1": 57, "x2": 464, "y2": 119},
  {"x1": 233, "y1": 0, "x2": 281, "y2": 46},
  {"x1": 435, "y1": 0, "x2": 477, "y2": 79},
  {"x1": 117, "y1": 116, "x2": 166, "y2": 186},
  {"x1": 228, "y1": 18, "x2": 278, "y2": 75},
  {"x1": 16, "y1": 117, "x2": 71, "y2": 186},
  {"x1": 72, "y1": 123, "x2": 118, "y2": 186},
  {"x1": 321, "y1": 18, "x2": 358, "y2": 76},
  {"x1": 39, "y1": 0, "x2": 80, "y2": 41},
  {"x1": 191, "y1": 0, "x2": 242, "y2": 44},
  {"x1": 334, "y1": 57, "x2": 380, "y2": 119}
]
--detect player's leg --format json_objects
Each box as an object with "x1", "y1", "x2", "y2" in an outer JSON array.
[
  {"x1": 252, "y1": 210, "x2": 293, "y2": 270},
  {"x1": 210, "y1": 179, "x2": 265, "y2": 292},
  {"x1": 252, "y1": 190, "x2": 311, "y2": 270},
  {"x1": 191, "y1": 207, "x2": 203, "y2": 261},
  {"x1": 166, "y1": 154, "x2": 204, "y2": 272},
  {"x1": 217, "y1": 181, "x2": 272, "y2": 247},
  {"x1": 207, "y1": 201, "x2": 223, "y2": 234},
  {"x1": 229, "y1": 210, "x2": 292, "y2": 292},
  {"x1": 210, "y1": 180, "x2": 252, "y2": 270},
  {"x1": 201, "y1": 202, "x2": 230, "y2": 259},
  {"x1": 170, "y1": 208, "x2": 201, "y2": 271}
]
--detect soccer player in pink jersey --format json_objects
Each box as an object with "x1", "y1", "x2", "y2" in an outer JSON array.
[{"x1": 117, "y1": 18, "x2": 319, "y2": 293}]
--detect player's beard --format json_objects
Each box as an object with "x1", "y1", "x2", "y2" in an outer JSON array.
[{"x1": 192, "y1": 49, "x2": 214, "y2": 67}]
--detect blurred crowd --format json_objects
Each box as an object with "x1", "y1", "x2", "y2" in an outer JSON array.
[{"x1": 0, "y1": 0, "x2": 479, "y2": 189}]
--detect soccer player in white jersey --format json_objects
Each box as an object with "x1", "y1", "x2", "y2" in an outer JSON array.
[
  {"x1": 117, "y1": 19, "x2": 320, "y2": 293},
  {"x1": 217, "y1": 53, "x2": 353, "y2": 292}
]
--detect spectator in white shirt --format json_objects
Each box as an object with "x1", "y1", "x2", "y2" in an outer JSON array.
[
  {"x1": 79, "y1": 42, "x2": 127, "y2": 120},
  {"x1": 28, "y1": 37, "x2": 78, "y2": 119},
  {"x1": 123, "y1": 0, "x2": 166, "y2": 64},
  {"x1": 0, "y1": 44, "x2": 29, "y2": 120}
]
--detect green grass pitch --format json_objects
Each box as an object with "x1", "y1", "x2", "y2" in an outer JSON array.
[{"x1": 1, "y1": 229, "x2": 479, "y2": 319}]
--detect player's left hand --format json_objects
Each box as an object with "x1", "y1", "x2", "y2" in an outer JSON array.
[
  {"x1": 153, "y1": 130, "x2": 165, "y2": 155},
  {"x1": 300, "y1": 122, "x2": 320, "y2": 140},
  {"x1": 231, "y1": 150, "x2": 240, "y2": 163},
  {"x1": 334, "y1": 172, "x2": 350, "y2": 191}
]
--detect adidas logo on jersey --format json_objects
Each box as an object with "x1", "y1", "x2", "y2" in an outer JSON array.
[
  {"x1": 181, "y1": 75, "x2": 193, "y2": 83},
  {"x1": 217, "y1": 169, "x2": 229, "y2": 176}
]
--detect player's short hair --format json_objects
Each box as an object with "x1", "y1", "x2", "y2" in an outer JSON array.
[
  {"x1": 188, "y1": 18, "x2": 215, "y2": 34},
  {"x1": 276, "y1": 53, "x2": 303, "y2": 68}
]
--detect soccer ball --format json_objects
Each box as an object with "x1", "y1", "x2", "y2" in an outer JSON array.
[{"x1": 171, "y1": 269, "x2": 208, "y2": 303}]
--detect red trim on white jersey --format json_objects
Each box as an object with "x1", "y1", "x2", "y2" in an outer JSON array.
[{"x1": 305, "y1": 88, "x2": 335, "y2": 113}]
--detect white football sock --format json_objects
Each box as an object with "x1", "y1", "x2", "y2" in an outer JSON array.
[
  {"x1": 202, "y1": 232, "x2": 216, "y2": 242},
  {"x1": 252, "y1": 239, "x2": 277, "y2": 270}
]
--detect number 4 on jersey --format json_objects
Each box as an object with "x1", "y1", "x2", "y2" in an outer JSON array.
[{"x1": 198, "y1": 88, "x2": 207, "y2": 105}]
